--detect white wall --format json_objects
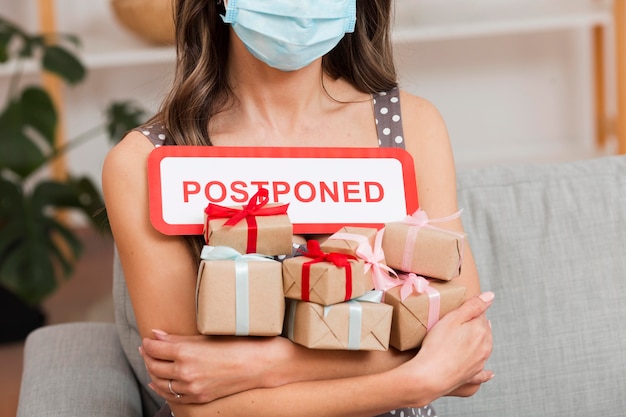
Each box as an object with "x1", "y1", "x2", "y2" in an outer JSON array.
[
  {"x1": 0, "y1": 0, "x2": 615, "y2": 190},
  {"x1": 396, "y1": 29, "x2": 598, "y2": 167}
]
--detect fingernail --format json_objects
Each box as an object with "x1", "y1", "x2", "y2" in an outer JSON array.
[
  {"x1": 488, "y1": 320, "x2": 492, "y2": 328},
  {"x1": 138, "y1": 346, "x2": 143, "y2": 355},
  {"x1": 148, "y1": 382, "x2": 156, "y2": 392},
  {"x1": 479, "y1": 291, "x2": 495, "y2": 303},
  {"x1": 152, "y1": 329, "x2": 168, "y2": 337}
]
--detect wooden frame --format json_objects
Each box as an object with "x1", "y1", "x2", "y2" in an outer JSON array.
[
  {"x1": 614, "y1": 0, "x2": 626, "y2": 153},
  {"x1": 37, "y1": 0, "x2": 68, "y2": 180}
]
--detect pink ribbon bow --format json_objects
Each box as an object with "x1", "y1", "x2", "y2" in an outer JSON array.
[
  {"x1": 401, "y1": 208, "x2": 465, "y2": 273},
  {"x1": 328, "y1": 230, "x2": 400, "y2": 291},
  {"x1": 398, "y1": 273, "x2": 441, "y2": 331}
]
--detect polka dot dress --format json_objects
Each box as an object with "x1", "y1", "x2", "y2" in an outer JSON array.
[
  {"x1": 384, "y1": 406, "x2": 437, "y2": 417},
  {"x1": 147, "y1": 87, "x2": 436, "y2": 417},
  {"x1": 373, "y1": 87, "x2": 405, "y2": 150},
  {"x1": 137, "y1": 124, "x2": 168, "y2": 147}
]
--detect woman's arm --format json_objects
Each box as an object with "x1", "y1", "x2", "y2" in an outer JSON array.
[
  {"x1": 153, "y1": 293, "x2": 492, "y2": 417},
  {"x1": 140, "y1": 330, "x2": 415, "y2": 404},
  {"x1": 400, "y1": 92, "x2": 493, "y2": 398},
  {"x1": 401, "y1": 92, "x2": 482, "y2": 298}
]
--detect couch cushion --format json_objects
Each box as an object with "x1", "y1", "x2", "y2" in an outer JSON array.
[
  {"x1": 434, "y1": 155, "x2": 626, "y2": 416},
  {"x1": 17, "y1": 323, "x2": 143, "y2": 417}
]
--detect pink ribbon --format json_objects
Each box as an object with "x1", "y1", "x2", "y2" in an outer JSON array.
[
  {"x1": 328, "y1": 230, "x2": 400, "y2": 292},
  {"x1": 400, "y1": 208, "x2": 465, "y2": 273},
  {"x1": 398, "y1": 273, "x2": 441, "y2": 331}
]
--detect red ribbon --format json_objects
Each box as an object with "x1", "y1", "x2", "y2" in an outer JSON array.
[
  {"x1": 204, "y1": 188, "x2": 289, "y2": 252},
  {"x1": 299, "y1": 240, "x2": 356, "y2": 302}
]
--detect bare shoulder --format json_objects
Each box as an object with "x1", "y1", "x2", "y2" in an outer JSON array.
[
  {"x1": 398, "y1": 91, "x2": 450, "y2": 146},
  {"x1": 101, "y1": 130, "x2": 155, "y2": 241},
  {"x1": 398, "y1": 90, "x2": 458, "y2": 217},
  {"x1": 102, "y1": 130, "x2": 154, "y2": 183}
]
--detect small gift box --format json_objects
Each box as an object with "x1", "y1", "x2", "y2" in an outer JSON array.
[
  {"x1": 196, "y1": 246, "x2": 285, "y2": 336},
  {"x1": 285, "y1": 291, "x2": 393, "y2": 351},
  {"x1": 382, "y1": 208, "x2": 465, "y2": 281},
  {"x1": 204, "y1": 188, "x2": 293, "y2": 256},
  {"x1": 321, "y1": 227, "x2": 399, "y2": 292},
  {"x1": 282, "y1": 240, "x2": 373, "y2": 306},
  {"x1": 385, "y1": 273, "x2": 466, "y2": 351},
  {"x1": 319, "y1": 227, "x2": 379, "y2": 256}
]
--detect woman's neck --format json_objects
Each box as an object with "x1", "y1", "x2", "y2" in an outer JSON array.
[{"x1": 209, "y1": 32, "x2": 373, "y2": 147}]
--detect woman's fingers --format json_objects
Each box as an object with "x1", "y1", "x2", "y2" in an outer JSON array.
[
  {"x1": 447, "y1": 291, "x2": 494, "y2": 324},
  {"x1": 141, "y1": 346, "x2": 199, "y2": 404},
  {"x1": 142, "y1": 336, "x2": 179, "y2": 362},
  {"x1": 408, "y1": 292, "x2": 494, "y2": 401},
  {"x1": 148, "y1": 378, "x2": 195, "y2": 404},
  {"x1": 140, "y1": 344, "x2": 175, "y2": 381}
]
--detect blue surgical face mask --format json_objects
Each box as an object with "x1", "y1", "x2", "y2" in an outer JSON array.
[{"x1": 221, "y1": 0, "x2": 357, "y2": 72}]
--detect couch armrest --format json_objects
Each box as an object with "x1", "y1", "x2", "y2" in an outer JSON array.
[{"x1": 17, "y1": 322, "x2": 143, "y2": 417}]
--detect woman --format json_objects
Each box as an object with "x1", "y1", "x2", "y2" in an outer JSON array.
[{"x1": 102, "y1": 0, "x2": 494, "y2": 416}]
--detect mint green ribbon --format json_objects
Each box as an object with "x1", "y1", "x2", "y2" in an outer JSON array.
[
  {"x1": 200, "y1": 245, "x2": 274, "y2": 335},
  {"x1": 324, "y1": 290, "x2": 383, "y2": 350}
]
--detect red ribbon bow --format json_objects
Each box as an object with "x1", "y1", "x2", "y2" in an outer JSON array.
[
  {"x1": 299, "y1": 240, "x2": 356, "y2": 302},
  {"x1": 204, "y1": 188, "x2": 289, "y2": 252}
]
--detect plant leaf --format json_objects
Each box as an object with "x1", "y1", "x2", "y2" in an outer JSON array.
[
  {"x1": 0, "y1": 237, "x2": 58, "y2": 306},
  {"x1": 42, "y1": 44, "x2": 85, "y2": 85},
  {"x1": 0, "y1": 178, "x2": 24, "y2": 256},
  {"x1": 0, "y1": 16, "x2": 23, "y2": 62},
  {"x1": 21, "y1": 86, "x2": 57, "y2": 147},
  {"x1": 105, "y1": 101, "x2": 147, "y2": 143},
  {"x1": 31, "y1": 180, "x2": 83, "y2": 210},
  {"x1": 45, "y1": 216, "x2": 83, "y2": 276},
  {"x1": 0, "y1": 97, "x2": 49, "y2": 178},
  {"x1": 68, "y1": 176, "x2": 111, "y2": 234},
  {"x1": 0, "y1": 180, "x2": 85, "y2": 305},
  {"x1": 0, "y1": 31, "x2": 12, "y2": 63}
]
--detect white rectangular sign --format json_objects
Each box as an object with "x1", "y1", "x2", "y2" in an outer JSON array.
[{"x1": 148, "y1": 146, "x2": 418, "y2": 235}]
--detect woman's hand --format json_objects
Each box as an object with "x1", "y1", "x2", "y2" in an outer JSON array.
[
  {"x1": 140, "y1": 331, "x2": 291, "y2": 404},
  {"x1": 396, "y1": 292, "x2": 494, "y2": 407}
]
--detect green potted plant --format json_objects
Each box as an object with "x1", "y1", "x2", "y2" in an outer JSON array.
[{"x1": 0, "y1": 16, "x2": 146, "y2": 342}]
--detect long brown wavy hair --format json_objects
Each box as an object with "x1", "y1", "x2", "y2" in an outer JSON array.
[{"x1": 153, "y1": 0, "x2": 398, "y2": 260}]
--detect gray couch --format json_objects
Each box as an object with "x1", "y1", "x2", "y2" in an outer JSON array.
[{"x1": 17, "y1": 155, "x2": 626, "y2": 416}]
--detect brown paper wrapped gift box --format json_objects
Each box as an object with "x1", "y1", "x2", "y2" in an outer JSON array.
[
  {"x1": 319, "y1": 226, "x2": 379, "y2": 256},
  {"x1": 196, "y1": 258, "x2": 285, "y2": 336},
  {"x1": 384, "y1": 279, "x2": 466, "y2": 351},
  {"x1": 283, "y1": 256, "x2": 373, "y2": 306},
  {"x1": 285, "y1": 295, "x2": 393, "y2": 351},
  {"x1": 382, "y1": 222, "x2": 464, "y2": 281},
  {"x1": 204, "y1": 210, "x2": 293, "y2": 256}
]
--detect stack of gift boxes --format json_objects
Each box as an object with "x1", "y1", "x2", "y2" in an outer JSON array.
[{"x1": 196, "y1": 188, "x2": 467, "y2": 352}]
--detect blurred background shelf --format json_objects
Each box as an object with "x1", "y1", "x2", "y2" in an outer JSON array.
[{"x1": 393, "y1": 0, "x2": 612, "y2": 42}]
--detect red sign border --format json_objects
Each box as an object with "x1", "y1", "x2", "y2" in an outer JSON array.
[{"x1": 148, "y1": 146, "x2": 418, "y2": 235}]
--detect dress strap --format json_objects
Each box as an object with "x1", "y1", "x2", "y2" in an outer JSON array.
[
  {"x1": 134, "y1": 123, "x2": 169, "y2": 147},
  {"x1": 373, "y1": 87, "x2": 405, "y2": 149}
]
